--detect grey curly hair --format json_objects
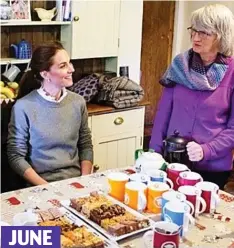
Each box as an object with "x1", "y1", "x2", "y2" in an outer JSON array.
[{"x1": 191, "y1": 4, "x2": 234, "y2": 56}]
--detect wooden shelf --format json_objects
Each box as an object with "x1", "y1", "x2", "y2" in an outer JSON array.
[
  {"x1": 0, "y1": 58, "x2": 30, "y2": 65},
  {"x1": 0, "y1": 21, "x2": 71, "y2": 26}
]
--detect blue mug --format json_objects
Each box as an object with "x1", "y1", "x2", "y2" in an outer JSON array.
[
  {"x1": 147, "y1": 169, "x2": 174, "y2": 188},
  {"x1": 161, "y1": 190, "x2": 194, "y2": 221},
  {"x1": 162, "y1": 200, "x2": 195, "y2": 237}
]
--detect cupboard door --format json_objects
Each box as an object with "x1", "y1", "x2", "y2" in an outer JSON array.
[
  {"x1": 68, "y1": 0, "x2": 120, "y2": 59},
  {"x1": 93, "y1": 130, "x2": 142, "y2": 171}
]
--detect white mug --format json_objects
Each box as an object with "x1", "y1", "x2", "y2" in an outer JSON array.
[
  {"x1": 13, "y1": 212, "x2": 38, "y2": 226},
  {"x1": 3, "y1": 63, "x2": 21, "y2": 81}
]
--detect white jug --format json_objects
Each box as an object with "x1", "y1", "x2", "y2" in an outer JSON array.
[{"x1": 134, "y1": 149, "x2": 167, "y2": 174}]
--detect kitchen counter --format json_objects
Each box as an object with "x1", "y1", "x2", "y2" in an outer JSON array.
[{"x1": 87, "y1": 100, "x2": 150, "y2": 116}]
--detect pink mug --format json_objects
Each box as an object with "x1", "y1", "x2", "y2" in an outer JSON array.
[
  {"x1": 177, "y1": 171, "x2": 203, "y2": 187},
  {"x1": 195, "y1": 181, "x2": 220, "y2": 213},
  {"x1": 178, "y1": 185, "x2": 206, "y2": 217},
  {"x1": 143, "y1": 221, "x2": 181, "y2": 248},
  {"x1": 167, "y1": 163, "x2": 190, "y2": 190}
]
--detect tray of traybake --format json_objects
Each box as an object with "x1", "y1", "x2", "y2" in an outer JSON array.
[
  {"x1": 35, "y1": 207, "x2": 119, "y2": 248},
  {"x1": 60, "y1": 191, "x2": 154, "y2": 242}
]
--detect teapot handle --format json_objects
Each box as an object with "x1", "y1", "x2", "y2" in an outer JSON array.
[
  {"x1": 5, "y1": 62, "x2": 10, "y2": 73},
  {"x1": 54, "y1": 8, "x2": 58, "y2": 16},
  {"x1": 10, "y1": 44, "x2": 18, "y2": 59},
  {"x1": 135, "y1": 149, "x2": 144, "y2": 160}
]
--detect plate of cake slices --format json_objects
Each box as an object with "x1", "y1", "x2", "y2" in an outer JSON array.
[
  {"x1": 60, "y1": 191, "x2": 154, "y2": 242},
  {"x1": 35, "y1": 207, "x2": 119, "y2": 248}
]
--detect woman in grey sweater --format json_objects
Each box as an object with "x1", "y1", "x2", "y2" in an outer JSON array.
[{"x1": 7, "y1": 42, "x2": 93, "y2": 186}]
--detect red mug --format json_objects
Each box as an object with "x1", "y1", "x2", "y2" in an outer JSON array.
[
  {"x1": 195, "y1": 181, "x2": 220, "y2": 213},
  {"x1": 143, "y1": 221, "x2": 181, "y2": 248},
  {"x1": 177, "y1": 171, "x2": 203, "y2": 187},
  {"x1": 178, "y1": 185, "x2": 206, "y2": 217},
  {"x1": 167, "y1": 163, "x2": 190, "y2": 190}
]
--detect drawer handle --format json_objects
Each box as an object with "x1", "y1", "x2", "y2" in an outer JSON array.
[
  {"x1": 73, "y1": 16, "x2": 79, "y2": 22},
  {"x1": 114, "y1": 117, "x2": 124, "y2": 125},
  {"x1": 93, "y1": 164, "x2": 99, "y2": 172}
]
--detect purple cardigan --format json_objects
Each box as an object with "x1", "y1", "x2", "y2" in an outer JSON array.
[{"x1": 150, "y1": 58, "x2": 234, "y2": 172}]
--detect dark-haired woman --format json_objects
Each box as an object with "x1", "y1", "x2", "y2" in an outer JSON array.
[{"x1": 7, "y1": 42, "x2": 93, "y2": 186}]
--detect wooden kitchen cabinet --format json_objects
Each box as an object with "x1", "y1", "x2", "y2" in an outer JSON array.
[
  {"x1": 61, "y1": 0, "x2": 120, "y2": 59},
  {"x1": 90, "y1": 107, "x2": 145, "y2": 171}
]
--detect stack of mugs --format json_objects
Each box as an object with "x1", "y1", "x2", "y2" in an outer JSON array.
[{"x1": 107, "y1": 163, "x2": 220, "y2": 238}]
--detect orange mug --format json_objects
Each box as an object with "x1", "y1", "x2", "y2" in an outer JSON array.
[
  {"x1": 147, "y1": 182, "x2": 170, "y2": 214},
  {"x1": 107, "y1": 172, "x2": 129, "y2": 202},
  {"x1": 124, "y1": 181, "x2": 147, "y2": 212}
]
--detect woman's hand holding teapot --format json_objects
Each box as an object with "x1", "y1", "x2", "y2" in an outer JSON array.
[{"x1": 187, "y1": 141, "x2": 204, "y2": 162}]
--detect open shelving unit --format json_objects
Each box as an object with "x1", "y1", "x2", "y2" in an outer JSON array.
[
  {"x1": 0, "y1": 58, "x2": 31, "y2": 66},
  {"x1": 0, "y1": 0, "x2": 72, "y2": 66},
  {"x1": 0, "y1": 21, "x2": 71, "y2": 26}
]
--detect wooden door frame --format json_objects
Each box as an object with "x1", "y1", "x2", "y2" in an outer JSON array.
[{"x1": 140, "y1": 1, "x2": 175, "y2": 146}]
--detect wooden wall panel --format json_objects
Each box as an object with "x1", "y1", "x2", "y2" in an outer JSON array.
[
  {"x1": 1, "y1": 27, "x2": 9, "y2": 58},
  {"x1": 1, "y1": 26, "x2": 61, "y2": 58},
  {"x1": 72, "y1": 59, "x2": 106, "y2": 82},
  {"x1": 140, "y1": 1, "x2": 175, "y2": 138}
]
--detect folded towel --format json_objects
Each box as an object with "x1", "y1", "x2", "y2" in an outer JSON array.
[{"x1": 96, "y1": 76, "x2": 144, "y2": 108}]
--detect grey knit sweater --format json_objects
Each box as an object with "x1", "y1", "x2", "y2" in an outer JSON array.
[{"x1": 7, "y1": 90, "x2": 93, "y2": 182}]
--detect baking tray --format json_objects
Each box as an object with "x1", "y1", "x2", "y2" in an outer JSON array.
[
  {"x1": 39, "y1": 207, "x2": 119, "y2": 248},
  {"x1": 60, "y1": 192, "x2": 154, "y2": 242}
]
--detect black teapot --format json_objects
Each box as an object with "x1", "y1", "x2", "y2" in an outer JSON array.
[{"x1": 163, "y1": 130, "x2": 191, "y2": 166}]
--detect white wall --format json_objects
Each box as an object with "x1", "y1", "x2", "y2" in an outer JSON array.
[
  {"x1": 172, "y1": 1, "x2": 234, "y2": 58},
  {"x1": 117, "y1": 0, "x2": 143, "y2": 84}
]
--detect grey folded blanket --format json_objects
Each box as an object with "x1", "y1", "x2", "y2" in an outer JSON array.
[{"x1": 96, "y1": 76, "x2": 144, "y2": 108}]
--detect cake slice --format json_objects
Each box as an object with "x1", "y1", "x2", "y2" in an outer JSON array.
[
  {"x1": 70, "y1": 198, "x2": 85, "y2": 212},
  {"x1": 37, "y1": 210, "x2": 54, "y2": 221},
  {"x1": 48, "y1": 208, "x2": 63, "y2": 219},
  {"x1": 107, "y1": 223, "x2": 126, "y2": 236}
]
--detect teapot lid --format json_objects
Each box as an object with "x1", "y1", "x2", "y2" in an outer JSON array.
[
  {"x1": 20, "y1": 39, "x2": 27, "y2": 43},
  {"x1": 165, "y1": 130, "x2": 189, "y2": 146},
  {"x1": 143, "y1": 152, "x2": 163, "y2": 161}
]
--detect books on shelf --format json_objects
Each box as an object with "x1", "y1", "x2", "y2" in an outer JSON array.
[{"x1": 56, "y1": 0, "x2": 72, "y2": 22}]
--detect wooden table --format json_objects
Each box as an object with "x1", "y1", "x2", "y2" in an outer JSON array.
[{"x1": 1, "y1": 168, "x2": 234, "y2": 248}]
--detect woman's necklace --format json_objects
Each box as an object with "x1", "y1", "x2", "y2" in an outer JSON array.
[{"x1": 42, "y1": 86, "x2": 62, "y2": 101}]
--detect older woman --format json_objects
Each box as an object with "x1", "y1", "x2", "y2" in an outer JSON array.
[
  {"x1": 150, "y1": 4, "x2": 234, "y2": 189},
  {"x1": 7, "y1": 42, "x2": 93, "y2": 186}
]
